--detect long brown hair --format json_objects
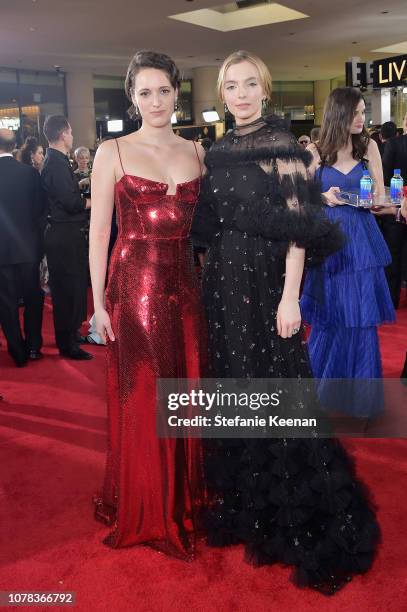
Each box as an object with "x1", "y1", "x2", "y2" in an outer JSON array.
[{"x1": 318, "y1": 87, "x2": 370, "y2": 166}]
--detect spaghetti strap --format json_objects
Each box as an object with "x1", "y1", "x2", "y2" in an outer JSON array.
[
  {"x1": 115, "y1": 139, "x2": 125, "y2": 176},
  {"x1": 192, "y1": 140, "x2": 203, "y2": 177}
]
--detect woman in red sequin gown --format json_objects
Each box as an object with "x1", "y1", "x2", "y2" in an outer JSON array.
[{"x1": 89, "y1": 51, "x2": 206, "y2": 559}]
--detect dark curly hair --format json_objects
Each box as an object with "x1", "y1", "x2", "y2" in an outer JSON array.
[
  {"x1": 318, "y1": 87, "x2": 370, "y2": 166},
  {"x1": 20, "y1": 136, "x2": 40, "y2": 165},
  {"x1": 125, "y1": 50, "x2": 181, "y2": 119}
]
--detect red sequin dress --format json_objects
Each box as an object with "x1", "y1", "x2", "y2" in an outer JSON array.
[{"x1": 94, "y1": 141, "x2": 206, "y2": 559}]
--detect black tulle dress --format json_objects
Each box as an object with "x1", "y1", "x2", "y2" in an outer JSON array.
[{"x1": 191, "y1": 116, "x2": 380, "y2": 595}]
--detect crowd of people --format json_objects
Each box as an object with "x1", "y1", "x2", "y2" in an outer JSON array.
[
  {"x1": 0, "y1": 122, "x2": 97, "y2": 367},
  {"x1": 86, "y1": 49, "x2": 406, "y2": 594},
  {"x1": 1, "y1": 111, "x2": 405, "y2": 370},
  {"x1": 298, "y1": 115, "x2": 407, "y2": 311},
  {"x1": 1, "y1": 48, "x2": 407, "y2": 594}
]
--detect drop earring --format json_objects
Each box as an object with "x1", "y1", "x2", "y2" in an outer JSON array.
[
  {"x1": 262, "y1": 98, "x2": 268, "y2": 113},
  {"x1": 224, "y1": 102, "x2": 229, "y2": 113},
  {"x1": 174, "y1": 99, "x2": 179, "y2": 111}
]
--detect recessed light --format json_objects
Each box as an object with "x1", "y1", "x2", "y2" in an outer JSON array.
[
  {"x1": 381, "y1": 10, "x2": 389, "y2": 14},
  {"x1": 304, "y1": 65, "x2": 309, "y2": 68},
  {"x1": 215, "y1": 58, "x2": 221, "y2": 61},
  {"x1": 288, "y1": 32, "x2": 295, "y2": 36},
  {"x1": 352, "y1": 41, "x2": 358, "y2": 44},
  {"x1": 29, "y1": 26, "x2": 36, "y2": 32}
]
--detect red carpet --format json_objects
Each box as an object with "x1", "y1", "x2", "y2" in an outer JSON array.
[{"x1": 1, "y1": 294, "x2": 406, "y2": 611}]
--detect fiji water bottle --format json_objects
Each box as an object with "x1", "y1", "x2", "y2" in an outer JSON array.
[
  {"x1": 390, "y1": 169, "x2": 404, "y2": 203},
  {"x1": 360, "y1": 170, "x2": 373, "y2": 203}
]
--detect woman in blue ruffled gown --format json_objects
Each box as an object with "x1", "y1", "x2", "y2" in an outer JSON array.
[{"x1": 301, "y1": 87, "x2": 395, "y2": 417}]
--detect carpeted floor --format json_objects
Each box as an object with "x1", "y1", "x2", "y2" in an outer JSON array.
[{"x1": 0, "y1": 293, "x2": 406, "y2": 612}]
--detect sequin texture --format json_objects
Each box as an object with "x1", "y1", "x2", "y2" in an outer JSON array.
[
  {"x1": 94, "y1": 174, "x2": 206, "y2": 560},
  {"x1": 191, "y1": 115, "x2": 380, "y2": 594}
]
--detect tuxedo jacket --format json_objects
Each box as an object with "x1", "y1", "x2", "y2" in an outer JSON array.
[
  {"x1": 382, "y1": 134, "x2": 407, "y2": 186},
  {"x1": 0, "y1": 156, "x2": 45, "y2": 265}
]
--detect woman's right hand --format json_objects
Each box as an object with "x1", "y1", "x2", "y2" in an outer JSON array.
[
  {"x1": 95, "y1": 308, "x2": 115, "y2": 343},
  {"x1": 322, "y1": 186, "x2": 345, "y2": 207}
]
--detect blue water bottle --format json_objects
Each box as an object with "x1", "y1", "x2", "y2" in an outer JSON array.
[
  {"x1": 390, "y1": 169, "x2": 404, "y2": 203},
  {"x1": 360, "y1": 170, "x2": 373, "y2": 202}
]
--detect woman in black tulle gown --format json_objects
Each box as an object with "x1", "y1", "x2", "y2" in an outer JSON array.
[{"x1": 192, "y1": 51, "x2": 380, "y2": 595}]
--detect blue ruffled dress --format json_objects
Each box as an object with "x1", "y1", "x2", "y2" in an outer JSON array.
[{"x1": 300, "y1": 162, "x2": 395, "y2": 416}]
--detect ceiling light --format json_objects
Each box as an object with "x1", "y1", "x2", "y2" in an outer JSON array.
[
  {"x1": 170, "y1": 3, "x2": 309, "y2": 33},
  {"x1": 372, "y1": 41, "x2": 407, "y2": 53},
  {"x1": 202, "y1": 108, "x2": 220, "y2": 122}
]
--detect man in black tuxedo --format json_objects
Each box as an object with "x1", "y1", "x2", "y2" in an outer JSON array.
[
  {"x1": 41, "y1": 115, "x2": 92, "y2": 360},
  {"x1": 380, "y1": 132, "x2": 407, "y2": 309},
  {"x1": 0, "y1": 128, "x2": 45, "y2": 366}
]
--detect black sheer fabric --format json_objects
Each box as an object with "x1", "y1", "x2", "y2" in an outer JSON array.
[{"x1": 191, "y1": 116, "x2": 380, "y2": 595}]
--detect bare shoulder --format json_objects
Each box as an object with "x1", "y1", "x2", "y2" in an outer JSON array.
[
  {"x1": 367, "y1": 138, "x2": 380, "y2": 156},
  {"x1": 193, "y1": 141, "x2": 206, "y2": 163},
  {"x1": 94, "y1": 138, "x2": 117, "y2": 163},
  {"x1": 306, "y1": 142, "x2": 321, "y2": 161}
]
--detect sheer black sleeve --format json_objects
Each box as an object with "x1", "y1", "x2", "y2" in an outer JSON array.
[
  {"x1": 191, "y1": 172, "x2": 221, "y2": 249},
  {"x1": 227, "y1": 130, "x2": 345, "y2": 267}
]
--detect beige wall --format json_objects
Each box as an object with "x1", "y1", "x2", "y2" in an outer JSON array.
[
  {"x1": 192, "y1": 66, "x2": 224, "y2": 125},
  {"x1": 313, "y1": 80, "x2": 331, "y2": 125},
  {"x1": 65, "y1": 72, "x2": 96, "y2": 149}
]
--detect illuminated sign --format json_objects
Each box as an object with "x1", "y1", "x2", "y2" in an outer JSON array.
[
  {"x1": 373, "y1": 54, "x2": 407, "y2": 88},
  {"x1": 0, "y1": 117, "x2": 20, "y2": 130},
  {"x1": 345, "y1": 59, "x2": 374, "y2": 88}
]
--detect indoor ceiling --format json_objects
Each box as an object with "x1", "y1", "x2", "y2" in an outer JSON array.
[{"x1": 0, "y1": 0, "x2": 406, "y2": 80}]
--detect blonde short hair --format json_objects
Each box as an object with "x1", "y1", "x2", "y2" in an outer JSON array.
[
  {"x1": 74, "y1": 146, "x2": 90, "y2": 159},
  {"x1": 217, "y1": 50, "x2": 272, "y2": 102}
]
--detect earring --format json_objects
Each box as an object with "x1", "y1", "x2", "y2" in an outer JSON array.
[
  {"x1": 224, "y1": 102, "x2": 229, "y2": 114},
  {"x1": 262, "y1": 99, "x2": 268, "y2": 112},
  {"x1": 174, "y1": 100, "x2": 179, "y2": 111}
]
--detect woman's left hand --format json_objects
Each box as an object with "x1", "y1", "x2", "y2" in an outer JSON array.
[
  {"x1": 78, "y1": 177, "x2": 90, "y2": 189},
  {"x1": 277, "y1": 297, "x2": 302, "y2": 338}
]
